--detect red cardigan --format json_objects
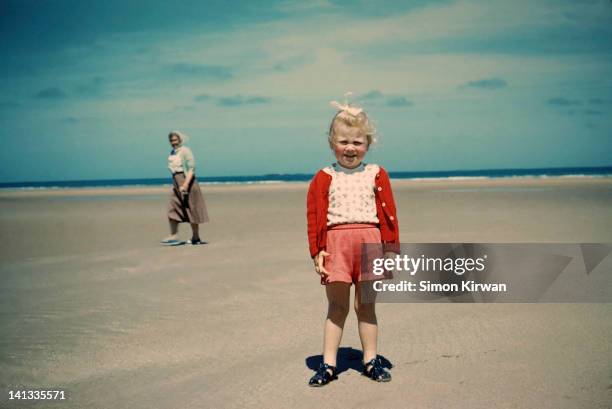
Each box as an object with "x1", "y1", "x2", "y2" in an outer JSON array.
[{"x1": 306, "y1": 165, "x2": 400, "y2": 258}]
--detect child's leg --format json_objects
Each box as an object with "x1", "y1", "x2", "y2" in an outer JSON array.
[
  {"x1": 354, "y1": 281, "x2": 378, "y2": 363},
  {"x1": 323, "y1": 282, "x2": 351, "y2": 367}
]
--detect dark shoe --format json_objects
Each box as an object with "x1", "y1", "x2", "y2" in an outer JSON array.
[
  {"x1": 187, "y1": 238, "x2": 207, "y2": 245},
  {"x1": 308, "y1": 363, "x2": 337, "y2": 387},
  {"x1": 362, "y1": 356, "x2": 391, "y2": 382}
]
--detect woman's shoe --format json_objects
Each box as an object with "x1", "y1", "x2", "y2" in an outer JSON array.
[
  {"x1": 308, "y1": 363, "x2": 337, "y2": 387},
  {"x1": 362, "y1": 357, "x2": 391, "y2": 382},
  {"x1": 161, "y1": 237, "x2": 185, "y2": 246},
  {"x1": 187, "y1": 238, "x2": 207, "y2": 245}
]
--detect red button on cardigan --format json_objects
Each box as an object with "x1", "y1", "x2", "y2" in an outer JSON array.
[{"x1": 306, "y1": 166, "x2": 400, "y2": 258}]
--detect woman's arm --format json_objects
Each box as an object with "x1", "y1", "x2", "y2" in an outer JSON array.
[
  {"x1": 181, "y1": 169, "x2": 194, "y2": 191},
  {"x1": 180, "y1": 148, "x2": 196, "y2": 191}
]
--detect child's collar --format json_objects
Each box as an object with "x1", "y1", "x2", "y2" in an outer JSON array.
[{"x1": 332, "y1": 161, "x2": 366, "y2": 174}]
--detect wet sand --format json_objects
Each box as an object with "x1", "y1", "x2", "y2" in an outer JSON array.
[{"x1": 1, "y1": 177, "x2": 611, "y2": 408}]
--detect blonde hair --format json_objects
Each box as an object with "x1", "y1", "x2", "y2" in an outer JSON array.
[{"x1": 328, "y1": 108, "x2": 377, "y2": 146}]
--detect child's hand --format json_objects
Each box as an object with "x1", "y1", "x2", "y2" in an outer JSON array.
[
  {"x1": 384, "y1": 251, "x2": 398, "y2": 261},
  {"x1": 313, "y1": 250, "x2": 330, "y2": 282},
  {"x1": 383, "y1": 251, "x2": 398, "y2": 277}
]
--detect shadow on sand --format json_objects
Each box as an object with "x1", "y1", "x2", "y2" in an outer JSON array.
[{"x1": 305, "y1": 347, "x2": 393, "y2": 375}]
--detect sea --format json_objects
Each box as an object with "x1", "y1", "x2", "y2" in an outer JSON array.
[{"x1": 1, "y1": 166, "x2": 611, "y2": 190}]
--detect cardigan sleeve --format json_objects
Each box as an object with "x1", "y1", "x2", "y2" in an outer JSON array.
[
  {"x1": 379, "y1": 167, "x2": 400, "y2": 253},
  {"x1": 306, "y1": 175, "x2": 319, "y2": 258}
]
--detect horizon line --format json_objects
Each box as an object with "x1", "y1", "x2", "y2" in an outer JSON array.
[{"x1": 1, "y1": 165, "x2": 612, "y2": 187}]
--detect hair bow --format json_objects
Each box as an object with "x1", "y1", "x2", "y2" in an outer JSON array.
[
  {"x1": 330, "y1": 91, "x2": 363, "y2": 117},
  {"x1": 329, "y1": 100, "x2": 363, "y2": 117}
]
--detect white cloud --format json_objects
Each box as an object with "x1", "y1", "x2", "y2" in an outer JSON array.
[{"x1": 18, "y1": 0, "x2": 612, "y2": 126}]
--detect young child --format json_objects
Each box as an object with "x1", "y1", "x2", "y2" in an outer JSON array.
[{"x1": 306, "y1": 99, "x2": 400, "y2": 386}]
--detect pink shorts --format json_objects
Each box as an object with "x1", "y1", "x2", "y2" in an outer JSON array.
[{"x1": 322, "y1": 223, "x2": 383, "y2": 285}]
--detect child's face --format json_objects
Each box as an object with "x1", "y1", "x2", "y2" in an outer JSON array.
[{"x1": 330, "y1": 123, "x2": 369, "y2": 169}]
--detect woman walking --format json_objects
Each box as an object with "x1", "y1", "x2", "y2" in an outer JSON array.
[{"x1": 161, "y1": 130, "x2": 209, "y2": 245}]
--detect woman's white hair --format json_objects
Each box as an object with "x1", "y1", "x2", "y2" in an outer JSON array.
[{"x1": 168, "y1": 130, "x2": 190, "y2": 144}]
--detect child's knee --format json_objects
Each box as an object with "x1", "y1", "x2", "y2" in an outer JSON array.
[
  {"x1": 327, "y1": 301, "x2": 350, "y2": 322},
  {"x1": 354, "y1": 302, "x2": 376, "y2": 320}
]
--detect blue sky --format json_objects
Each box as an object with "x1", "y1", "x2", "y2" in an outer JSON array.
[{"x1": 1, "y1": 0, "x2": 611, "y2": 182}]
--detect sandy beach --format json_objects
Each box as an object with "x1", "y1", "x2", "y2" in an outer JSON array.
[{"x1": 1, "y1": 177, "x2": 611, "y2": 409}]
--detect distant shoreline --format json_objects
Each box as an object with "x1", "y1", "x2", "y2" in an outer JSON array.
[
  {"x1": 0, "y1": 174, "x2": 611, "y2": 197},
  {"x1": 1, "y1": 166, "x2": 611, "y2": 191}
]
